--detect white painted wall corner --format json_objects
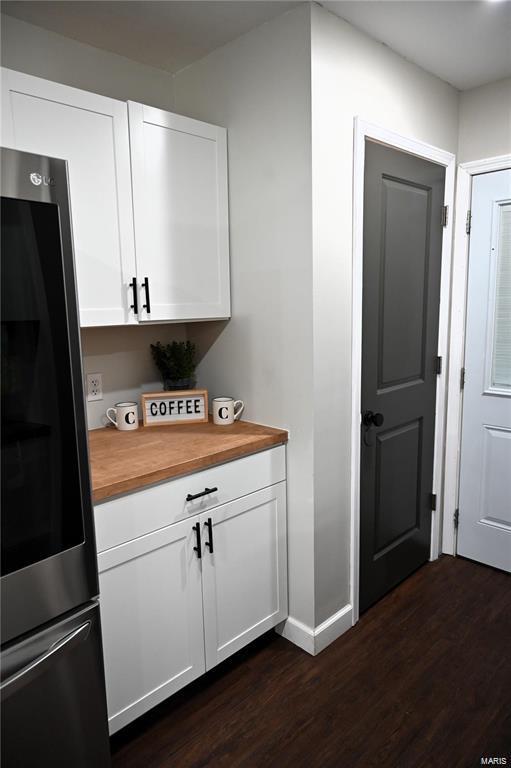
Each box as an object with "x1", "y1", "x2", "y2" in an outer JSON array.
[{"x1": 276, "y1": 603, "x2": 353, "y2": 656}]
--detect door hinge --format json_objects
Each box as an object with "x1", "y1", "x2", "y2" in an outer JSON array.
[
  {"x1": 460, "y1": 367, "x2": 466, "y2": 390},
  {"x1": 466, "y1": 210, "x2": 472, "y2": 235},
  {"x1": 435, "y1": 356, "x2": 442, "y2": 375},
  {"x1": 441, "y1": 205, "x2": 448, "y2": 227},
  {"x1": 454, "y1": 509, "x2": 459, "y2": 529},
  {"x1": 430, "y1": 493, "x2": 437, "y2": 511}
]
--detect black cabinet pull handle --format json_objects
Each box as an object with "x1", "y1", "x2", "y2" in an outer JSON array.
[
  {"x1": 186, "y1": 487, "x2": 218, "y2": 502},
  {"x1": 192, "y1": 522, "x2": 201, "y2": 559},
  {"x1": 205, "y1": 517, "x2": 214, "y2": 554},
  {"x1": 142, "y1": 277, "x2": 151, "y2": 314},
  {"x1": 129, "y1": 277, "x2": 138, "y2": 315}
]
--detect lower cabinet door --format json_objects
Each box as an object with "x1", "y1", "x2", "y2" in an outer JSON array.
[
  {"x1": 201, "y1": 482, "x2": 288, "y2": 670},
  {"x1": 97, "y1": 518, "x2": 205, "y2": 734}
]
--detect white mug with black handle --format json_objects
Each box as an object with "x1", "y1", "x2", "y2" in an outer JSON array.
[
  {"x1": 212, "y1": 397, "x2": 244, "y2": 426},
  {"x1": 106, "y1": 401, "x2": 139, "y2": 431}
]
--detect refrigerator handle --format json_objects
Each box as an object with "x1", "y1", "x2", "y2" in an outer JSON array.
[{"x1": 1, "y1": 621, "x2": 91, "y2": 701}]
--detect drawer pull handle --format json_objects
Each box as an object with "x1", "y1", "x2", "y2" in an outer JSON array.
[
  {"x1": 205, "y1": 517, "x2": 214, "y2": 554},
  {"x1": 192, "y1": 522, "x2": 201, "y2": 559},
  {"x1": 186, "y1": 487, "x2": 218, "y2": 502}
]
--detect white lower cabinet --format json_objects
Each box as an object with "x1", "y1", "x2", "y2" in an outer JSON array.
[
  {"x1": 95, "y1": 450, "x2": 287, "y2": 734},
  {"x1": 201, "y1": 484, "x2": 287, "y2": 669},
  {"x1": 98, "y1": 520, "x2": 205, "y2": 734}
]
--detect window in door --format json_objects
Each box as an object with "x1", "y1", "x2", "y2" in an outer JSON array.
[{"x1": 486, "y1": 200, "x2": 511, "y2": 393}]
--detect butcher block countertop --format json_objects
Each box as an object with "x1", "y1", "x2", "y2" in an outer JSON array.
[{"x1": 88, "y1": 418, "x2": 288, "y2": 502}]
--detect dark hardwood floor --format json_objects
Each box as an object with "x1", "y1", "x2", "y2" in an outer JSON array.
[{"x1": 111, "y1": 555, "x2": 511, "y2": 768}]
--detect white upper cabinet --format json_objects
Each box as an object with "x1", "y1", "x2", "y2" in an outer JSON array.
[
  {"x1": 1, "y1": 70, "x2": 231, "y2": 325},
  {"x1": 128, "y1": 102, "x2": 231, "y2": 322},
  {"x1": 1, "y1": 69, "x2": 137, "y2": 327}
]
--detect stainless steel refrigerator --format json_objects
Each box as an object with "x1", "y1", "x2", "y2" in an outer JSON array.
[{"x1": 1, "y1": 147, "x2": 111, "y2": 767}]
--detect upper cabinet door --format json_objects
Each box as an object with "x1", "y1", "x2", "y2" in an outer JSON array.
[
  {"x1": 128, "y1": 102, "x2": 231, "y2": 322},
  {"x1": 1, "y1": 69, "x2": 137, "y2": 327}
]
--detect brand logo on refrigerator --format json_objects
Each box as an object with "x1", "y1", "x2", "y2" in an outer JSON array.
[{"x1": 30, "y1": 172, "x2": 55, "y2": 186}]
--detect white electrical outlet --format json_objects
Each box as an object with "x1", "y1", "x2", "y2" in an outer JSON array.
[{"x1": 86, "y1": 373, "x2": 103, "y2": 402}]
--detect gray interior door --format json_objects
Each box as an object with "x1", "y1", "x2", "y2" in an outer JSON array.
[{"x1": 360, "y1": 140, "x2": 445, "y2": 613}]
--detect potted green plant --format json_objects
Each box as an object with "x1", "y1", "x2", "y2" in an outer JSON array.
[{"x1": 150, "y1": 341, "x2": 197, "y2": 391}]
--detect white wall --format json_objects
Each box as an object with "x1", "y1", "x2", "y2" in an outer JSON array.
[
  {"x1": 175, "y1": 3, "x2": 460, "y2": 634},
  {"x1": 310, "y1": 4, "x2": 459, "y2": 624},
  {"x1": 81, "y1": 325, "x2": 187, "y2": 430},
  {"x1": 0, "y1": 13, "x2": 175, "y2": 108},
  {"x1": 458, "y1": 77, "x2": 511, "y2": 163},
  {"x1": 174, "y1": 4, "x2": 316, "y2": 628}
]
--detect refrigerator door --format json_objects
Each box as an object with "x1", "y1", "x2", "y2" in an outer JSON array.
[
  {"x1": 1, "y1": 148, "x2": 98, "y2": 644},
  {"x1": 1, "y1": 602, "x2": 110, "y2": 768}
]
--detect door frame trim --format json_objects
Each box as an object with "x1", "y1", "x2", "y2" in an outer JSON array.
[
  {"x1": 442, "y1": 154, "x2": 511, "y2": 556},
  {"x1": 351, "y1": 118, "x2": 455, "y2": 623}
]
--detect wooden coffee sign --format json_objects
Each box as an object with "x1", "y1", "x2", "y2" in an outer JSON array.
[{"x1": 141, "y1": 390, "x2": 208, "y2": 427}]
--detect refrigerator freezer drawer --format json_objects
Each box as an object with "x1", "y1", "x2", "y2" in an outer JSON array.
[{"x1": 1, "y1": 602, "x2": 110, "y2": 768}]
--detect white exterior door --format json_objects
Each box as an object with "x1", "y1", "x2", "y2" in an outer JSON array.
[
  {"x1": 458, "y1": 169, "x2": 511, "y2": 572},
  {"x1": 201, "y1": 483, "x2": 287, "y2": 670},
  {"x1": 97, "y1": 519, "x2": 205, "y2": 734},
  {"x1": 128, "y1": 101, "x2": 230, "y2": 322},
  {"x1": 1, "y1": 68, "x2": 137, "y2": 326}
]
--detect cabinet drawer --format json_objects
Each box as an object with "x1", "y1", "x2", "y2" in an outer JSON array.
[{"x1": 94, "y1": 445, "x2": 286, "y2": 552}]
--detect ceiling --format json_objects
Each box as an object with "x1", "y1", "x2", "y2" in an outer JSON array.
[
  {"x1": 0, "y1": 1, "x2": 300, "y2": 75},
  {"x1": 1, "y1": 0, "x2": 510, "y2": 90},
  {"x1": 324, "y1": 1, "x2": 511, "y2": 90}
]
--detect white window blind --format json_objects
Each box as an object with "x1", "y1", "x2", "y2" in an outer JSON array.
[{"x1": 492, "y1": 203, "x2": 511, "y2": 389}]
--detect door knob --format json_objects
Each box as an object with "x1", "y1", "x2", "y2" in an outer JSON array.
[{"x1": 362, "y1": 410, "x2": 384, "y2": 428}]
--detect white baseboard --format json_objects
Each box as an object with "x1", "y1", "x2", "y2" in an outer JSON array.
[
  {"x1": 276, "y1": 615, "x2": 315, "y2": 654},
  {"x1": 276, "y1": 603, "x2": 353, "y2": 656}
]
